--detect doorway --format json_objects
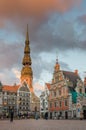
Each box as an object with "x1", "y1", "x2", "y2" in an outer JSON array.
[
  {"x1": 65, "y1": 111, "x2": 68, "y2": 119},
  {"x1": 83, "y1": 110, "x2": 86, "y2": 119},
  {"x1": 50, "y1": 112, "x2": 52, "y2": 119}
]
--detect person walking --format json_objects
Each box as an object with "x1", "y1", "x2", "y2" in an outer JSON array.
[
  {"x1": 10, "y1": 108, "x2": 14, "y2": 122},
  {"x1": 35, "y1": 112, "x2": 38, "y2": 120},
  {"x1": 45, "y1": 112, "x2": 48, "y2": 120},
  {"x1": 80, "y1": 112, "x2": 83, "y2": 120}
]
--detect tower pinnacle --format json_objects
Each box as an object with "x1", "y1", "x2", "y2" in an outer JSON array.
[
  {"x1": 54, "y1": 55, "x2": 60, "y2": 71},
  {"x1": 26, "y1": 24, "x2": 29, "y2": 42}
]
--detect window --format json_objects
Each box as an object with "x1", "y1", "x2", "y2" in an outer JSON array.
[
  {"x1": 79, "y1": 89, "x2": 82, "y2": 93},
  {"x1": 51, "y1": 91, "x2": 52, "y2": 96},
  {"x1": 54, "y1": 91, "x2": 56, "y2": 97},
  {"x1": 59, "y1": 101, "x2": 61, "y2": 107},
  {"x1": 19, "y1": 93, "x2": 22, "y2": 96},
  {"x1": 59, "y1": 90, "x2": 61, "y2": 95},
  {"x1": 54, "y1": 102, "x2": 57, "y2": 107},
  {"x1": 50, "y1": 103, "x2": 52, "y2": 108},
  {"x1": 46, "y1": 108, "x2": 48, "y2": 110},
  {"x1": 65, "y1": 100, "x2": 68, "y2": 106},
  {"x1": 19, "y1": 102, "x2": 21, "y2": 105},
  {"x1": 19, "y1": 98, "x2": 21, "y2": 101},
  {"x1": 26, "y1": 107, "x2": 28, "y2": 110},
  {"x1": 23, "y1": 102, "x2": 25, "y2": 105}
]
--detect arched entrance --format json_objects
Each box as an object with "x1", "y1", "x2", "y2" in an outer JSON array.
[
  {"x1": 83, "y1": 106, "x2": 86, "y2": 119},
  {"x1": 65, "y1": 111, "x2": 68, "y2": 119}
]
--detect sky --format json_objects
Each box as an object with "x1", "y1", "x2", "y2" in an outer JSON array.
[{"x1": 0, "y1": 0, "x2": 86, "y2": 96}]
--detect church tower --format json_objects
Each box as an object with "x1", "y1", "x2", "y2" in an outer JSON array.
[
  {"x1": 21, "y1": 25, "x2": 33, "y2": 92},
  {"x1": 54, "y1": 58, "x2": 60, "y2": 72}
]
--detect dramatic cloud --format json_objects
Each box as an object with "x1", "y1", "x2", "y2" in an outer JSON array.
[
  {"x1": 0, "y1": 0, "x2": 81, "y2": 19},
  {"x1": 30, "y1": 19, "x2": 86, "y2": 54},
  {"x1": 12, "y1": 68, "x2": 20, "y2": 80},
  {"x1": 77, "y1": 15, "x2": 86, "y2": 24},
  {"x1": 0, "y1": 69, "x2": 20, "y2": 85},
  {"x1": 0, "y1": 0, "x2": 86, "y2": 95},
  {"x1": 0, "y1": 41, "x2": 23, "y2": 69},
  {"x1": 0, "y1": 0, "x2": 82, "y2": 39},
  {"x1": 33, "y1": 82, "x2": 45, "y2": 96}
]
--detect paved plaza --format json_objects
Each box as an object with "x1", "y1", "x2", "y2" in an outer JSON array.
[{"x1": 0, "y1": 119, "x2": 86, "y2": 130}]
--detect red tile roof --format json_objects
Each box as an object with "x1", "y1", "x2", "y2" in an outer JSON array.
[
  {"x1": 46, "y1": 83, "x2": 51, "y2": 90},
  {"x1": 2, "y1": 85, "x2": 20, "y2": 92}
]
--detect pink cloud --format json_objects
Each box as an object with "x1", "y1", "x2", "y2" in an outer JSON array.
[{"x1": 0, "y1": 0, "x2": 82, "y2": 20}]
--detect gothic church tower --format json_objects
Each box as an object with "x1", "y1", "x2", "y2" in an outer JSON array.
[{"x1": 21, "y1": 25, "x2": 33, "y2": 92}]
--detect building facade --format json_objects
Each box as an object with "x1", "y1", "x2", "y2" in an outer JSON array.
[
  {"x1": 20, "y1": 25, "x2": 40, "y2": 113},
  {"x1": 48, "y1": 58, "x2": 86, "y2": 119},
  {"x1": 40, "y1": 83, "x2": 50, "y2": 118},
  {"x1": 0, "y1": 25, "x2": 40, "y2": 118}
]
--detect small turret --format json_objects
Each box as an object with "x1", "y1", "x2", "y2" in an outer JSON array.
[{"x1": 54, "y1": 58, "x2": 60, "y2": 71}]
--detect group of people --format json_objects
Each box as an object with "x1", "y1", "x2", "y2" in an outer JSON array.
[{"x1": 2, "y1": 110, "x2": 48, "y2": 122}]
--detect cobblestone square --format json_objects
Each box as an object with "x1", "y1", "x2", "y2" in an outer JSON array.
[{"x1": 0, "y1": 119, "x2": 86, "y2": 130}]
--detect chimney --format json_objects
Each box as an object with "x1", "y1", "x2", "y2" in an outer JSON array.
[{"x1": 74, "y1": 69, "x2": 78, "y2": 75}]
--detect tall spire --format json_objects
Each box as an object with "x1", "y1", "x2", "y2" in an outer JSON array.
[
  {"x1": 22, "y1": 25, "x2": 31, "y2": 66},
  {"x1": 56, "y1": 50, "x2": 58, "y2": 64},
  {"x1": 56, "y1": 58, "x2": 58, "y2": 64},
  {"x1": 21, "y1": 25, "x2": 33, "y2": 91},
  {"x1": 26, "y1": 24, "x2": 29, "y2": 42}
]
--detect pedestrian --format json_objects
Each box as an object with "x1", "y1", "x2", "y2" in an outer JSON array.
[
  {"x1": 10, "y1": 109, "x2": 14, "y2": 122},
  {"x1": 80, "y1": 112, "x2": 83, "y2": 120},
  {"x1": 45, "y1": 112, "x2": 48, "y2": 120},
  {"x1": 35, "y1": 113, "x2": 38, "y2": 120}
]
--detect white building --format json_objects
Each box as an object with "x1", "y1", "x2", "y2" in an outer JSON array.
[{"x1": 40, "y1": 83, "x2": 50, "y2": 118}]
